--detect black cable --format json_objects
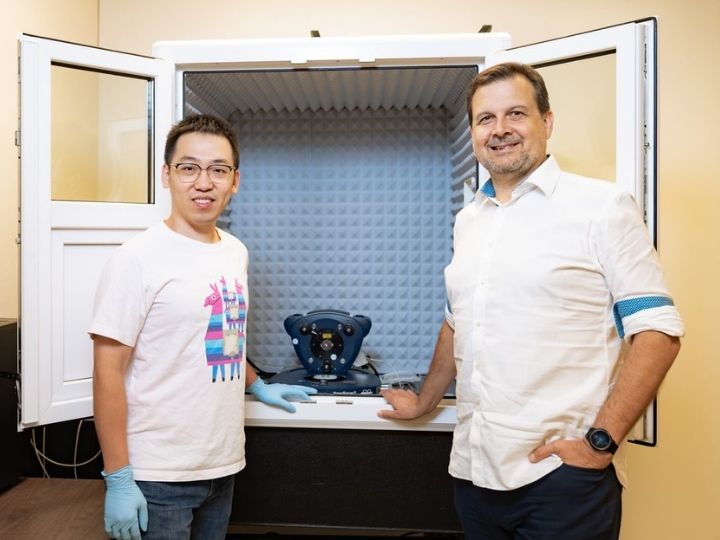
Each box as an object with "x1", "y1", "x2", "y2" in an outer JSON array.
[
  {"x1": 246, "y1": 356, "x2": 276, "y2": 379},
  {"x1": 361, "y1": 361, "x2": 380, "y2": 377}
]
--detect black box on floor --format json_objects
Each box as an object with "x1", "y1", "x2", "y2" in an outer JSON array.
[{"x1": 0, "y1": 319, "x2": 21, "y2": 493}]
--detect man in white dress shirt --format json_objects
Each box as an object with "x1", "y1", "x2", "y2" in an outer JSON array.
[{"x1": 379, "y1": 63, "x2": 683, "y2": 539}]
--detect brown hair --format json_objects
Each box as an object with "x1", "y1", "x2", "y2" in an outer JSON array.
[{"x1": 466, "y1": 62, "x2": 550, "y2": 125}]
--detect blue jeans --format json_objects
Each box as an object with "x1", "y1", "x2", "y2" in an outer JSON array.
[
  {"x1": 136, "y1": 474, "x2": 234, "y2": 540},
  {"x1": 454, "y1": 464, "x2": 622, "y2": 540}
]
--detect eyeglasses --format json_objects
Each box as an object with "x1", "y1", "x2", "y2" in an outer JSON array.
[{"x1": 171, "y1": 163, "x2": 236, "y2": 184}]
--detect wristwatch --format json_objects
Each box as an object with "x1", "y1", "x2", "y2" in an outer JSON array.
[{"x1": 585, "y1": 427, "x2": 618, "y2": 454}]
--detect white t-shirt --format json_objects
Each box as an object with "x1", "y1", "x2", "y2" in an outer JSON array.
[
  {"x1": 444, "y1": 156, "x2": 684, "y2": 490},
  {"x1": 89, "y1": 222, "x2": 250, "y2": 481}
]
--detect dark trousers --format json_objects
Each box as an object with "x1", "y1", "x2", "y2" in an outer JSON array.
[{"x1": 454, "y1": 465, "x2": 622, "y2": 540}]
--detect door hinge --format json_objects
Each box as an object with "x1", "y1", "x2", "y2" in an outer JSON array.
[{"x1": 14, "y1": 130, "x2": 20, "y2": 146}]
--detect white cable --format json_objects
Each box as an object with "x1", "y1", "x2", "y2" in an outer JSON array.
[
  {"x1": 30, "y1": 429, "x2": 50, "y2": 478},
  {"x1": 369, "y1": 356, "x2": 425, "y2": 389},
  {"x1": 42, "y1": 427, "x2": 48, "y2": 478},
  {"x1": 29, "y1": 422, "x2": 102, "y2": 471},
  {"x1": 74, "y1": 419, "x2": 82, "y2": 478},
  {"x1": 30, "y1": 440, "x2": 102, "y2": 468}
]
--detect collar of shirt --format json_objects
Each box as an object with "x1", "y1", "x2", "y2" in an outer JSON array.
[{"x1": 475, "y1": 155, "x2": 560, "y2": 206}]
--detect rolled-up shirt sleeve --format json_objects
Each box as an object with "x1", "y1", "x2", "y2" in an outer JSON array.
[{"x1": 594, "y1": 190, "x2": 684, "y2": 341}]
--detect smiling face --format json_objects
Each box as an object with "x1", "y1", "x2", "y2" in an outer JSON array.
[
  {"x1": 161, "y1": 132, "x2": 239, "y2": 242},
  {"x1": 470, "y1": 74, "x2": 554, "y2": 189}
]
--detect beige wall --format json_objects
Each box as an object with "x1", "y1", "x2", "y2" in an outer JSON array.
[
  {"x1": 98, "y1": 2, "x2": 720, "y2": 537},
  {"x1": 2, "y1": 0, "x2": 717, "y2": 538},
  {"x1": 0, "y1": 0, "x2": 98, "y2": 317}
]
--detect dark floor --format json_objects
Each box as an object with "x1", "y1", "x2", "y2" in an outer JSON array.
[
  {"x1": 225, "y1": 524, "x2": 462, "y2": 539},
  {"x1": 226, "y1": 535, "x2": 462, "y2": 539}
]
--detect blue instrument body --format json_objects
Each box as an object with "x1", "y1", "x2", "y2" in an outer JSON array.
[
  {"x1": 284, "y1": 309, "x2": 371, "y2": 376},
  {"x1": 272, "y1": 309, "x2": 380, "y2": 394}
]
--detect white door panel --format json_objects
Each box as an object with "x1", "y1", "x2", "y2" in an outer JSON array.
[
  {"x1": 19, "y1": 35, "x2": 173, "y2": 427},
  {"x1": 487, "y1": 20, "x2": 657, "y2": 444},
  {"x1": 487, "y1": 20, "x2": 654, "y2": 232}
]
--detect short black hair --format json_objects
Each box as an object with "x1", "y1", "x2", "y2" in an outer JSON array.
[{"x1": 164, "y1": 113, "x2": 239, "y2": 167}]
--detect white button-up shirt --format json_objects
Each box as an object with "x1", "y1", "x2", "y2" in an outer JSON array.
[{"x1": 444, "y1": 156, "x2": 684, "y2": 490}]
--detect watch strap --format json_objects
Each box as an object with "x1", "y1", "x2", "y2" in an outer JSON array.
[{"x1": 585, "y1": 427, "x2": 619, "y2": 454}]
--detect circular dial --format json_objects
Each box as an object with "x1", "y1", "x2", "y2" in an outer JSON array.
[{"x1": 310, "y1": 328, "x2": 344, "y2": 372}]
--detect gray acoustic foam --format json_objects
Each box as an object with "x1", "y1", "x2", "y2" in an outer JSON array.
[{"x1": 229, "y1": 107, "x2": 455, "y2": 374}]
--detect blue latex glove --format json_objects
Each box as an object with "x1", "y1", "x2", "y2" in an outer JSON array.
[
  {"x1": 101, "y1": 465, "x2": 148, "y2": 540},
  {"x1": 247, "y1": 378, "x2": 317, "y2": 412}
]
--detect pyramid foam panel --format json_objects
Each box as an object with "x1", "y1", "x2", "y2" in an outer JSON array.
[{"x1": 229, "y1": 107, "x2": 456, "y2": 374}]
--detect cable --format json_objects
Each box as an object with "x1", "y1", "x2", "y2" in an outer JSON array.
[
  {"x1": 74, "y1": 417, "x2": 97, "y2": 478},
  {"x1": 361, "y1": 359, "x2": 380, "y2": 377},
  {"x1": 28, "y1": 421, "x2": 102, "y2": 475},
  {"x1": 74, "y1": 419, "x2": 85, "y2": 478},
  {"x1": 30, "y1": 429, "x2": 50, "y2": 478},
  {"x1": 30, "y1": 438, "x2": 102, "y2": 468},
  {"x1": 246, "y1": 356, "x2": 277, "y2": 378},
  {"x1": 42, "y1": 427, "x2": 47, "y2": 477},
  {"x1": 371, "y1": 356, "x2": 425, "y2": 391},
  {"x1": 74, "y1": 420, "x2": 80, "y2": 478},
  {"x1": 367, "y1": 355, "x2": 401, "y2": 381}
]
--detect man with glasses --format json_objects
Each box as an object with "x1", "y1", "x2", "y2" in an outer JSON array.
[{"x1": 90, "y1": 114, "x2": 315, "y2": 540}]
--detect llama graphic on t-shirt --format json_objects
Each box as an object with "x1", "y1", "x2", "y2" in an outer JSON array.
[
  {"x1": 203, "y1": 278, "x2": 246, "y2": 382},
  {"x1": 219, "y1": 276, "x2": 246, "y2": 381}
]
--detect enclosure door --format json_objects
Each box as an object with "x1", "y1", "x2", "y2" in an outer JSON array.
[
  {"x1": 18, "y1": 23, "x2": 654, "y2": 433},
  {"x1": 486, "y1": 19, "x2": 658, "y2": 444},
  {"x1": 19, "y1": 35, "x2": 173, "y2": 427}
]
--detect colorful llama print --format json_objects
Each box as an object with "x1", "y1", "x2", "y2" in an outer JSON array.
[
  {"x1": 203, "y1": 277, "x2": 246, "y2": 382},
  {"x1": 219, "y1": 276, "x2": 246, "y2": 381}
]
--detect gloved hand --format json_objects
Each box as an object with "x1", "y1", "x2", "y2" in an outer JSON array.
[
  {"x1": 101, "y1": 465, "x2": 148, "y2": 540},
  {"x1": 247, "y1": 378, "x2": 317, "y2": 412}
]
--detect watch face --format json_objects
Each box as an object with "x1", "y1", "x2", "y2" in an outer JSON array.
[{"x1": 590, "y1": 429, "x2": 612, "y2": 450}]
